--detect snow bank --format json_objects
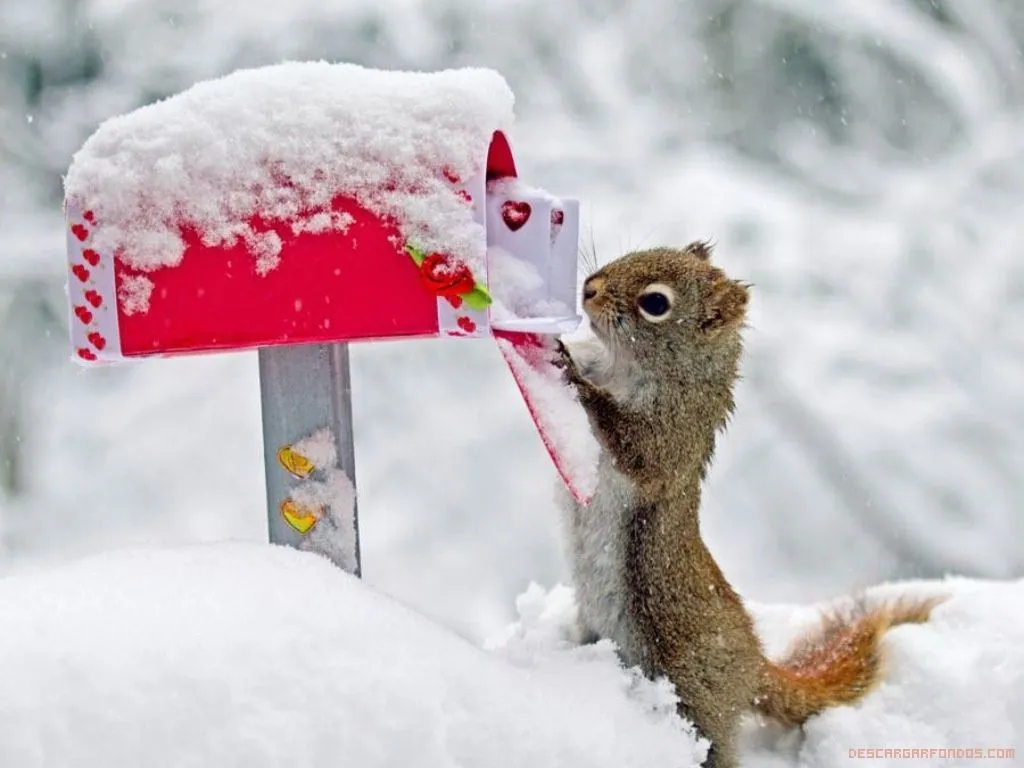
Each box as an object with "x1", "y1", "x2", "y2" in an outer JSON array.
[
  {"x1": 0, "y1": 543, "x2": 703, "y2": 768},
  {"x1": 0, "y1": 543, "x2": 1019, "y2": 766},
  {"x1": 497, "y1": 580, "x2": 1024, "y2": 767},
  {"x1": 63, "y1": 62, "x2": 513, "y2": 281},
  {"x1": 745, "y1": 578, "x2": 1024, "y2": 766}
]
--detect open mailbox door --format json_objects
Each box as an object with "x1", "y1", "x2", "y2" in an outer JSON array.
[{"x1": 63, "y1": 63, "x2": 598, "y2": 574}]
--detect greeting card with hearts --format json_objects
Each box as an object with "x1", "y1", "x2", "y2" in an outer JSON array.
[{"x1": 484, "y1": 177, "x2": 581, "y2": 334}]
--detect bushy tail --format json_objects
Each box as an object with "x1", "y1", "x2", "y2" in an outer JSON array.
[{"x1": 755, "y1": 596, "x2": 943, "y2": 726}]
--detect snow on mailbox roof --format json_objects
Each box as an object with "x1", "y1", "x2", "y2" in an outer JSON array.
[{"x1": 64, "y1": 62, "x2": 515, "y2": 277}]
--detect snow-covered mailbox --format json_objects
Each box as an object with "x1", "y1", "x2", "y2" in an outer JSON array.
[{"x1": 62, "y1": 63, "x2": 596, "y2": 574}]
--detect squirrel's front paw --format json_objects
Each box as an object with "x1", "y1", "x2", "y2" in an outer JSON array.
[{"x1": 553, "y1": 339, "x2": 586, "y2": 387}]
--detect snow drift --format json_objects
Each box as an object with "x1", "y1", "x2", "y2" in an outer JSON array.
[
  {"x1": 0, "y1": 543, "x2": 703, "y2": 768},
  {"x1": 0, "y1": 543, "x2": 1019, "y2": 767}
]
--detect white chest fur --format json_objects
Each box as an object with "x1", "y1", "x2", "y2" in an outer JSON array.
[
  {"x1": 558, "y1": 452, "x2": 646, "y2": 665},
  {"x1": 557, "y1": 335, "x2": 653, "y2": 664}
]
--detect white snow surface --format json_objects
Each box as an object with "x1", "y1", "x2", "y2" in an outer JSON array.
[
  {"x1": 488, "y1": 246, "x2": 573, "y2": 322},
  {"x1": 291, "y1": 427, "x2": 339, "y2": 470},
  {"x1": 116, "y1": 273, "x2": 154, "y2": 316},
  {"x1": 0, "y1": 543, "x2": 1019, "y2": 767},
  {"x1": 501, "y1": 578, "x2": 1024, "y2": 765},
  {"x1": 63, "y1": 61, "x2": 514, "y2": 285},
  {"x1": 296, "y1": 467, "x2": 358, "y2": 573},
  {"x1": 0, "y1": 543, "x2": 704, "y2": 768}
]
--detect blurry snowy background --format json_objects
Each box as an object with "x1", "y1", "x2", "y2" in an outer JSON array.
[{"x1": 1, "y1": 0, "x2": 1022, "y2": 642}]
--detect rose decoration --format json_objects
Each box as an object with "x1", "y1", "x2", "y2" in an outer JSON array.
[
  {"x1": 420, "y1": 253, "x2": 476, "y2": 297},
  {"x1": 406, "y1": 245, "x2": 492, "y2": 310}
]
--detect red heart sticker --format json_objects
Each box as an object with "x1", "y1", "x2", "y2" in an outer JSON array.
[
  {"x1": 72, "y1": 264, "x2": 90, "y2": 283},
  {"x1": 82, "y1": 249, "x2": 100, "y2": 266},
  {"x1": 84, "y1": 290, "x2": 103, "y2": 308},
  {"x1": 83, "y1": 210, "x2": 96, "y2": 223},
  {"x1": 87, "y1": 331, "x2": 107, "y2": 351},
  {"x1": 71, "y1": 224, "x2": 89, "y2": 242},
  {"x1": 456, "y1": 316, "x2": 477, "y2": 333},
  {"x1": 501, "y1": 200, "x2": 531, "y2": 232},
  {"x1": 77, "y1": 348, "x2": 97, "y2": 361},
  {"x1": 74, "y1": 305, "x2": 93, "y2": 325}
]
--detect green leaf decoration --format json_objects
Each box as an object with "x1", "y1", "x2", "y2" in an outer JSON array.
[
  {"x1": 462, "y1": 284, "x2": 493, "y2": 310},
  {"x1": 405, "y1": 244, "x2": 427, "y2": 267}
]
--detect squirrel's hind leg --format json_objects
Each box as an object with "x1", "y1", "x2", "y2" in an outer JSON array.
[
  {"x1": 692, "y1": 721, "x2": 740, "y2": 768},
  {"x1": 676, "y1": 700, "x2": 741, "y2": 768}
]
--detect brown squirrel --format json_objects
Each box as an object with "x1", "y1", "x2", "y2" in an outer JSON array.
[{"x1": 555, "y1": 243, "x2": 941, "y2": 768}]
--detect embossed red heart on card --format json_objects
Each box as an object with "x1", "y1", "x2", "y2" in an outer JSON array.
[
  {"x1": 501, "y1": 200, "x2": 531, "y2": 231},
  {"x1": 77, "y1": 347, "x2": 97, "y2": 361},
  {"x1": 87, "y1": 331, "x2": 107, "y2": 350},
  {"x1": 71, "y1": 224, "x2": 89, "y2": 242},
  {"x1": 74, "y1": 305, "x2": 93, "y2": 325},
  {"x1": 82, "y1": 249, "x2": 101, "y2": 266},
  {"x1": 72, "y1": 264, "x2": 90, "y2": 283},
  {"x1": 84, "y1": 290, "x2": 102, "y2": 308}
]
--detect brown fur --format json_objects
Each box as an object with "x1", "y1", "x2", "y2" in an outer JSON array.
[
  {"x1": 558, "y1": 244, "x2": 942, "y2": 767},
  {"x1": 757, "y1": 597, "x2": 941, "y2": 726}
]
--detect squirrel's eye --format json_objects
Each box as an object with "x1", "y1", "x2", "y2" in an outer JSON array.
[{"x1": 637, "y1": 284, "x2": 675, "y2": 323}]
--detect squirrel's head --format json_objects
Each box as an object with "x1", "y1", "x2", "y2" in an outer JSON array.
[{"x1": 581, "y1": 242, "x2": 749, "y2": 371}]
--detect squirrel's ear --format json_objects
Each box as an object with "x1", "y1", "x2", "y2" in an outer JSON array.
[
  {"x1": 685, "y1": 240, "x2": 714, "y2": 261},
  {"x1": 699, "y1": 279, "x2": 749, "y2": 334}
]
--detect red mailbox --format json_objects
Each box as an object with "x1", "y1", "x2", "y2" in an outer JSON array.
[{"x1": 63, "y1": 62, "x2": 598, "y2": 572}]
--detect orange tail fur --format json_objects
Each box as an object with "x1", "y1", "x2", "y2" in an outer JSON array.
[{"x1": 755, "y1": 597, "x2": 943, "y2": 726}]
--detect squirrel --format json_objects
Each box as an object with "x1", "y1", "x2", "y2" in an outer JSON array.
[{"x1": 554, "y1": 242, "x2": 942, "y2": 768}]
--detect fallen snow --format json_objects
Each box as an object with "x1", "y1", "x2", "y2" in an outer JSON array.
[
  {"x1": 63, "y1": 61, "x2": 513, "y2": 286},
  {"x1": 499, "y1": 579, "x2": 1024, "y2": 767},
  {"x1": 0, "y1": 543, "x2": 704, "y2": 768},
  {"x1": 116, "y1": 273, "x2": 154, "y2": 316},
  {"x1": 290, "y1": 427, "x2": 339, "y2": 469},
  {"x1": 488, "y1": 245, "x2": 574, "y2": 322},
  {"x1": 0, "y1": 544, "x2": 1018, "y2": 767},
  {"x1": 296, "y1": 467, "x2": 358, "y2": 572}
]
